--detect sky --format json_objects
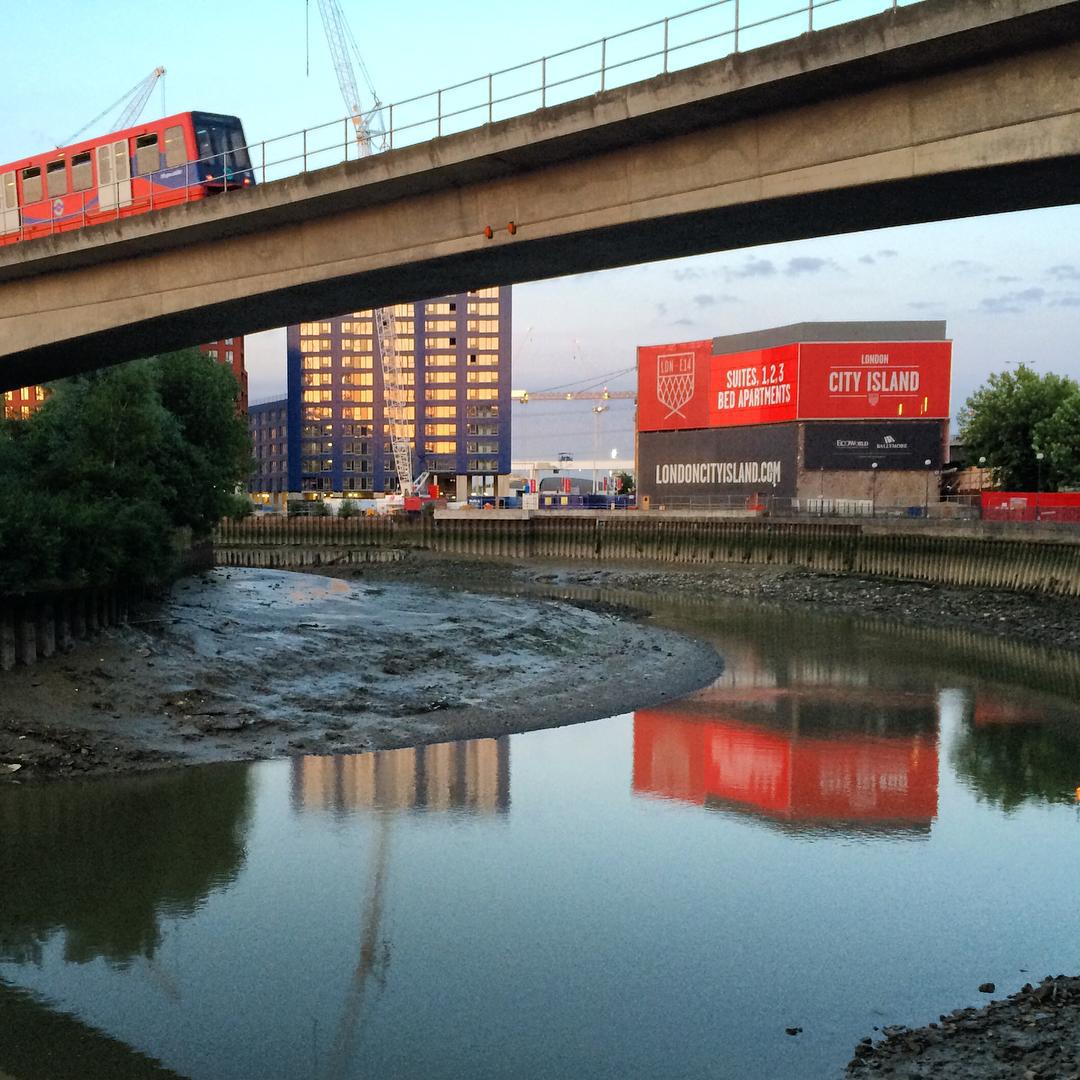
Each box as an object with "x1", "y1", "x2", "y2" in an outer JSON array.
[{"x1": 3, "y1": 0, "x2": 1078, "y2": 460}]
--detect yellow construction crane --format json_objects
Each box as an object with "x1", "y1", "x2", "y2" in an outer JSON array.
[{"x1": 512, "y1": 387, "x2": 636, "y2": 404}]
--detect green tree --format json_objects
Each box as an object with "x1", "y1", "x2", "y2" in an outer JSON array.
[
  {"x1": 1034, "y1": 389, "x2": 1080, "y2": 491},
  {"x1": 614, "y1": 470, "x2": 636, "y2": 495},
  {"x1": 0, "y1": 349, "x2": 252, "y2": 595},
  {"x1": 958, "y1": 365, "x2": 1080, "y2": 491},
  {"x1": 153, "y1": 349, "x2": 252, "y2": 535}
]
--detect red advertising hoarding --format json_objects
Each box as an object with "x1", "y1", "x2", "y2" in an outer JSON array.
[
  {"x1": 637, "y1": 340, "x2": 713, "y2": 432},
  {"x1": 797, "y1": 341, "x2": 952, "y2": 420},
  {"x1": 707, "y1": 345, "x2": 799, "y2": 428},
  {"x1": 638, "y1": 338, "x2": 952, "y2": 432}
]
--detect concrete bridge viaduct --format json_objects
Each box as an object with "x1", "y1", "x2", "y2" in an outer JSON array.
[{"x1": 1, "y1": 0, "x2": 1078, "y2": 391}]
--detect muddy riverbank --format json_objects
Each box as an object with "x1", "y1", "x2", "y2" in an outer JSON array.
[
  {"x1": 0, "y1": 567, "x2": 721, "y2": 782},
  {"x1": 312, "y1": 551, "x2": 1080, "y2": 654}
]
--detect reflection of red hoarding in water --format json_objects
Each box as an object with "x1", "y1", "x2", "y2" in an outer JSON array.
[
  {"x1": 632, "y1": 710, "x2": 938, "y2": 829},
  {"x1": 637, "y1": 338, "x2": 952, "y2": 432}
]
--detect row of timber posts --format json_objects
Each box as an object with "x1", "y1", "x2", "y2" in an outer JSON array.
[
  {"x1": 212, "y1": 515, "x2": 1080, "y2": 597},
  {"x1": 0, "y1": 589, "x2": 127, "y2": 671}
]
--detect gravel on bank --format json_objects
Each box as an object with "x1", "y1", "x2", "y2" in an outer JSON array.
[
  {"x1": 0, "y1": 567, "x2": 722, "y2": 783},
  {"x1": 846, "y1": 977, "x2": 1080, "y2": 1079}
]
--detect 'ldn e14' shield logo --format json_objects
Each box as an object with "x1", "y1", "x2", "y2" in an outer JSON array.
[{"x1": 656, "y1": 352, "x2": 696, "y2": 419}]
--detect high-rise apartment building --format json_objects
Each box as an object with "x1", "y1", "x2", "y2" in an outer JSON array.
[
  {"x1": 2, "y1": 384, "x2": 47, "y2": 420},
  {"x1": 248, "y1": 398, "x2": 289, "y2": 505},
  {"x1": 286, "y1": 287, "x2": 511, "y2": 498},
  {"x1": 198, "y1": 337, "x2": 248, "y2": 412}
]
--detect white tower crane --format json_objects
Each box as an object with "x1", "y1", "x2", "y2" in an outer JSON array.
[
  {"x1": 309, "y1": 0, "x2": 418, "y2": 494},
  {"x1": 62, "y1": 67, "x2": 166, "y2": 146}
]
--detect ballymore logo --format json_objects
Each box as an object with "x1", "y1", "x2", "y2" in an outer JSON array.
[{"x1": 656, "y1": 352, "x2": 696, "y2": 419}]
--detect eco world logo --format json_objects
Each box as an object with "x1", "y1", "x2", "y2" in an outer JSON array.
[{"x1": 656, "y1": 352, "x2": 696, "y2": 419}]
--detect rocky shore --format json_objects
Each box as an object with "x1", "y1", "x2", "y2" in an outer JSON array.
[{"x1": 847, "y1": 977, "x2": 1080, "y2": 1079}]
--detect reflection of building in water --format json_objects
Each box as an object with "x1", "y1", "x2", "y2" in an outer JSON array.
[
  {"x1": 633, "y1": 704, "x2": 938, "y2": 833},
  {"x1": 291, "y1": 737, "x2": 510, "y2": 814}
]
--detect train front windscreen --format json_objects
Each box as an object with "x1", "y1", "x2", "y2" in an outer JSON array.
[{"x1": 193, "y1": 114, "x2": 254, "y2": 185}]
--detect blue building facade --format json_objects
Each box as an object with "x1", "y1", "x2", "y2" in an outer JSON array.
[
  {"x1": 286, "y1": 287, "x2": 511, "y2": 496},
  {"x1": 248, "y1": 398, "x2": 289, "y2": 503}
]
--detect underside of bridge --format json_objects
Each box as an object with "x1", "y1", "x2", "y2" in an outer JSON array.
[{"x1": 1, "y1": 0, "x2": 1078, "y2": 391}]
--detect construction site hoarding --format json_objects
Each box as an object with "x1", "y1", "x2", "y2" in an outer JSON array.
[
  {"x1": 636, "y1": 340, "x2": 715, "y2": 432},
  {"x1": 803, "y1": 420, "x2": 947, "y2": 471},
  {"x1": 637, "y1": 424, "x2": 798, "y2": 502},
  {"x1": 796, "y1": 341, "x2": 952, "y2": 420},
  {"x1": 638, "y1": 338, "x2": 951, "y2": 432}
]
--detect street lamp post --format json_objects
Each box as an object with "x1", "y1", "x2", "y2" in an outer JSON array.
[
  {"x1": 871, "y1": 461, "x2": 878, "y2": 517},
  {"x1": 1035, "y1": 450, "x2": 1045, "y2": 521},
  {"x1": 924, "y1": 458, "x2": 932, "y2": 517},
  {"x1": 591, "y1": 405, "x2": 608, "y2": 495}
]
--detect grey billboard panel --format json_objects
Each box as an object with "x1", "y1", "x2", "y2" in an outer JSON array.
[
  {"x1": 803, "y1": 421, "x2": 945, "y2": 471},
  {"x1": 639, "y1": 425, "x2": 798, "y2": 500},
  {"x1": 711, "y1": 321, "x2": 948, "y2": 356}
]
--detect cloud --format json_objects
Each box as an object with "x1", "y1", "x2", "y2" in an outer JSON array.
[
  {"x1": 1051, "y1": 295, "x2": 1080, "y2": 307},
  {"x1": 672, "y1": 267, "x2": 705, "y2": 282},
  {"x1": 937, "y1": 259, "x2": 991, "y2": 276},
  {"x1": 908, "y1": 301, "x2": 945, "y2": 311},
  {"x1": 730, "y1": 258, "x2": 776, "y2": 279},
  {"x1": 671, "y1": 318, "x2": 694, "y2": 326},
  {"x1": 655, "y1": 302, "x2": 668, "y2": 318},
  {"x1": 693, "y1": 292, "x2": 739, "y2": 307},
  {"x1": 785, "y1": 256, "x2": 839, "y2": 276},
  {"x1": 995, "y1": 275, "x2": 1021, "y2": 284},
  {"x1": 859, "y1": 255, "x2": 875, "y2": 265},
  {"x1": 877, "y1": 249, "x2": 899, "y2": 258},
  {"x1": 1048, "y1": 264, "x2": 1080, "y2": 281},
  {"x1": 977, "y1": 287, "x2": 1046, "y2": 315}
]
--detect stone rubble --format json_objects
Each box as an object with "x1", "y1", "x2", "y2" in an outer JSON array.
[{"x1": 846, "y1": 977, "x2": 1080, "y2": 1080}]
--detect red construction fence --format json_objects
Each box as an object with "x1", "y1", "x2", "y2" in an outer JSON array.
[{"x1": 981, "y1": 492, "x2": 1080, "y2": 522}]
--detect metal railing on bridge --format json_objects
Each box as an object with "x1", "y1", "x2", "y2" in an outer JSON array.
[{"x1": 5, "y1": 0, "x2": 924, "y2": 244}]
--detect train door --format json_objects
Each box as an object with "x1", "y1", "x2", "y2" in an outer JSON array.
[
  {"x1": 0, "y1": 172, "x2": 18, "y2": 234},
  {"x1": 96, "y1": 140, "x2": 131, "y2": 211}
]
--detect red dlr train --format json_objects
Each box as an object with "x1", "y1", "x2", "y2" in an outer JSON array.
[{"x1": 0, "y1": 110, "x2": 254, "y2": 245}]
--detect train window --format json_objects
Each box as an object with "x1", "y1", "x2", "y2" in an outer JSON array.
[
  {"x1": 164, "y1": 125, "x2": 187, "y2": 167},
  {"x1": 46, "y1": 159, "x2": 67, "y2": 198},
  {"x1": 1, "y1": 172, "x2": 18, "y2": 233},
  {"x1": 71, "y1": 152, "x2": 93, "y2": 192},
  {"x1": 135, "y1": 133, "x2": 159, "y2": 175},
  {"x1": 20, "y1": 166, "x2": 41, "y2": 203}
]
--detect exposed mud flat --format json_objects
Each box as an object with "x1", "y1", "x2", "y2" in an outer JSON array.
[
  {"x1": 0, "y1": 567, "x2": 722, "y2": 782},
  {"x1": 331, "y1": 553, "x2": 1080, "y2": 654}
]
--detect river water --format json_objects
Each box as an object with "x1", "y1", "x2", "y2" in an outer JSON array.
[{"x1": 2, "y1": 597, "x2": 1080, "y2": 1079}]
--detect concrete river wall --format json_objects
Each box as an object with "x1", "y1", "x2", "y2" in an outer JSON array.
[{"x1": 213, "y1": 512, "x2": 1080, "y2": 598}]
